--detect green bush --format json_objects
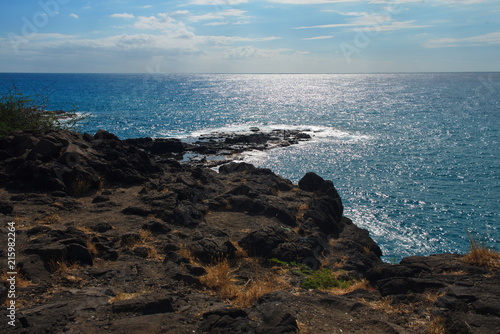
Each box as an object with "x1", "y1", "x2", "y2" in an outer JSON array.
[
  {"x1": 269, "y1": 258, "x2": 354, "y2": 290},
  {"x1": 0, "y1": 87, "x2": 84, "y2": 136},
  {"x1": 300, "y1": 268, "x2": 353, "y2": 290}
]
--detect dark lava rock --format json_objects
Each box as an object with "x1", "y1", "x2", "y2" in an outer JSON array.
[
  {"x1": 66, "y1": 243, "x2": 93, "y2": 266},
  {"x1": 121, "y1": 206, "x2": 152, "y2": 216},
  {"x1": 188, "y1": 237, "x2": 237, "y2": 264},
  {"x1": 25, "y1": 242, "x2": 68, "y2": 265},
  {"x1": 94, "y1": 129, "x2": 120, "y2": 140},
  {"x1": 92, "y1": 195, "x2": 110, "y2": 203},
  {"x1": 366, "y1": 264, "x2": 417, "y2": 282},
  {"x1": 201, "y1": 308, "x2": 255, "y2": 334},
  {"x1": 0, "y1": 200, "x2": 13, "y2": 215},
  {"x1": 150, "y1": 138, "x2": 184, "y2": 154},
  {"x1": 298, "y1": 172, "x2": 326, "y2": 192},
  {"x1": 111, "y1": 293, "x2": 174, "y2": 315},
  {"x1": 0, "y1": 129, "x2": 162, "y2": 193},
  {"x1": 239, "y1": 226, "x2": 287, "y2": 258},
  {"x1": 16, "y1": 254, "x2": 51, "y2": 282},
  {"x1": 141, "y1": 221, "x2": 171, "y2": 234},
  {"x1": 92, "y1": 222, "x2": 113, "y2": 233}
]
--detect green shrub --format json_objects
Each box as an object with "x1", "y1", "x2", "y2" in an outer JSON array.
[
  {"x1": 268, "y1": 258, "x2": 356, "y2": 290},
  {"x1": 300, "y1": 268, "x2": 353, "y2": 290},
  {"x1": 0, "y1": 87, "x2": 84, "y2": 136},
  {"x1": 268, "y1": 258, "x2": 308, "y2": 269}
]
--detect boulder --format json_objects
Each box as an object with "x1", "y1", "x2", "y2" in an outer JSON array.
[
  {"x1": 66, "y1": 243, "x2": 93, "y2": 266},
  {"x1": 239, "y1": 226, "x2": 287, "y2": 257},
  {"x1": 111, "y1": 293, "x2": 174, "y2": 315},
  {"x1": 0, "y1": 200, "x2": 13, "y2": 215},
  {"x1": 188, "y1": 237, "x2": 237, "y2": 264},
  {"x1": 298, "y1": 172, "x2": 325, "y2": 192},
  {"x1": 150, "y1": 138, "x2": 184, "y2": 154}
]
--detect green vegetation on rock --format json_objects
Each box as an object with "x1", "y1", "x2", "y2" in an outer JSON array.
[{"x1": 0, "y1": 87, "x2": 84, "y2": 136}]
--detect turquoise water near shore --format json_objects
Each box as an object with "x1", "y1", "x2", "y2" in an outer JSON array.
[{"x1": 1, "y1": 73, "x2": 499, "y2": 261}]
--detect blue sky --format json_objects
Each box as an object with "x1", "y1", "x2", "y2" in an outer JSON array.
[{"x1": 0, "y1": 0, "x2": 499, "y2": 73}]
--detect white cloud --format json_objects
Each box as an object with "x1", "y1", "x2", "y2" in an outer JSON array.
[
  {"x1": 189, "y1": 9, "x2": 247, "y2": 22},
  {"x1": 295, "y1": 11, "x2": 431, "y2": 32},
  {"x1": 223, "y1": 45, "x2": 292, "y2": 59},
  {"x1": 110, "y1": 13, "x2": 135, "y2": 19},
  {"x1": 170, "y1": 10, "x2": 191, "y2": 16},
  {"x1": 204, "y1": 21, "x2": 229, "y2": 26},
  {"x1": 303, "y1": 35, "x2": 335, "y2": 40},
  {"x1": 354, "y1": 20, "x2": 431, "y2": 32},
  {"x1": 424, "y1": 32, "x2": 500, "y2": 48},
  {"x1": 25, "y1": 33, "x2": 76, "y2": 41},
  {"x1": 69, "y1": 13, "x2": 79, "y2": 19}
]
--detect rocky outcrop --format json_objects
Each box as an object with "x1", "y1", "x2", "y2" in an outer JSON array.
[
  {"x1": 0, "y1": 129, "x2": 498, "y2": 334},
  {"x1": 366, "y1": 254, "x2": 500, "y2": 333},
  {"x1": 0, "y1": 129, "x2": 162, "y2": 194}
]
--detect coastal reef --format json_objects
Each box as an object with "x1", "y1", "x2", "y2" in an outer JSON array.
[{"x1": 0, "y1": 129, "x2": 499, "y2": 333}]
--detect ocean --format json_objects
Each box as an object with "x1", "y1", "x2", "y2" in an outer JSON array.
[{"x1": 1, "y1": 72, "x2": 499, "y2": 262}]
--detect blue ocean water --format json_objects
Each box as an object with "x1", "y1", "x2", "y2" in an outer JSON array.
[{"x1": 1, "y1": 73, "x2": 499, "y2": 262}]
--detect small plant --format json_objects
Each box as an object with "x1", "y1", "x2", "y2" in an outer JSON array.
[
  {"x1": 300, "y1": 268, "x2": 353, "y2": 290},
  {"x1": 0, "y1": 86, "x2": 84, "y2": 136},
  {"x1": 268, "y1": 258, "x2": 308, "y2": 269},
  {"x1": 462, "y1": 233, "x2": 500, "y2": 269}
]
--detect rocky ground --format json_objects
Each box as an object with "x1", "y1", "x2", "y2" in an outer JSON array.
[{"x1": 0, "y1": 129, "x2": 499, "y2": 334}]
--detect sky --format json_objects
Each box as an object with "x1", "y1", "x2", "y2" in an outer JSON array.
[{"x1": 0, "y1": 0, "x2": 499, "y2": 73}]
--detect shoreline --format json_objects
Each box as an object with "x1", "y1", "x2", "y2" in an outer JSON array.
[{"x1": 0, "y1": 129, "x2": 498, "y2": 333}]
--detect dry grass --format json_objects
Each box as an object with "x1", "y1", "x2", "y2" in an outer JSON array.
[
  {"x1": 135, "y1": 229, "x2": 164, "y2": 261},
  {"x1": 49, "y1": 260, "x2": 84, "y2": 284},
  {"x1": 108, "y1": 290, "x2": 149, "y2": 304},
  {"x1": 72, "y1": 177, "x2": 93, "y2": 196},
  {"x1": 441, "y1": 270, "x2": 467, "y2": 276},
  {"x1": 1, "y1": 273, "x2": 33, "y2": 290},
  {"x1": 201, "y1": 259, "x2": 286, "y2": 307},
  {"x1": 423, "y1": 291, "x2": 446, "y2": 303},
  {"x1": 10, "y1": 217, "x2": 33, "y2": 230},
  {"x1": 462, "y1": 238, "x2": 500, "y2": 269},
  {"x1": 36, "y1": 213, "x2": 61, "y2": 226},
  {"x1": 327, "y1": 279, "x2": 372, "y2": 295},
  {"x1": 295, "y1": 203, "x2": 309, "y2": 219},
  {"x1": 426, "y1": 316, "x2": 446, "y2": 334},
  {"x1": 178, "y1": 244, "x2": 198, "y2": 264},
  {"x1": 359, "y1": 296, "x2": 416, "y2": 315},
  {"x1": 75, "y1": 224, "x2": 94, "y2": 234}
]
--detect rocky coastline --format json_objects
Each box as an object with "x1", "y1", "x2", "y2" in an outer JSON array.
[{"x1": 0, "y1": 129, "x2": 498, "y2": 334}]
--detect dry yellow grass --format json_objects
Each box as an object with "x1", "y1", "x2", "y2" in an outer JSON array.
[
  {"x1": 426, "y1": 316, "x2": 446, "y2": 334},
  {"x1": 295, "y1": 203, "x2": 309, "y2": 219},
  {"x1": 422, "y1": 291, "x2": 446, "y2": 303},
  {"x1": 201, "y1": 259, "x2": 286, "y2": 307},
  {"x1": 108, "y1": 290, "x2": 150, "y2": 304},
  {"x1": 1, "y1": 272, "x2": 33, "y2": 290},
  {"x1": 462, "y1": 242, "x2": 500, "y2": 268},
  {"x1": 359, "y1": 296, "x2": 416, "y2": 315},
  {"x1": 136, "y1": 229, "x2": 164, "y2": 261},
  {"x1": 36, "y1": 213, "x2": 61, "y2": 225},
  {"x1": 178, "y1": 244, "x2": 198, "y2": 264},
  {"x1": 327, "y1": 279, "x2": 372, "y2": 295}
]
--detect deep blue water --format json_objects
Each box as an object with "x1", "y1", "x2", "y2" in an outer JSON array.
[{"x1": 1, "y1": 73, "x2": 499, "y2": 262}]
